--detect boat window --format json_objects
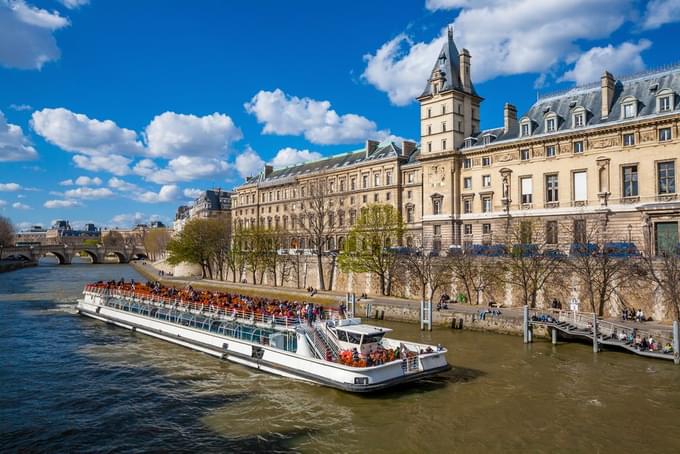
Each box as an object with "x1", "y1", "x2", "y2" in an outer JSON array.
[
  {"x1": 336, "y1": 330, "x2": 348, "y2": 342},
  {"x1": 362, "y1": 334, "x2": 385, "y2": 344},
  {"x1": 347, "y1": 332, "x2": 362, "y2": 344}
]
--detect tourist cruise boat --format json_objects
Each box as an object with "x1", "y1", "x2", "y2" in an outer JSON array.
[{"x1": 77, "y1": 284, "x2": 450, "y2": 392}]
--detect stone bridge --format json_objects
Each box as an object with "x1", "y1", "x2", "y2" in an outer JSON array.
[{"x1": 0, "y1": 244, "x2": 148, "y2": 265}]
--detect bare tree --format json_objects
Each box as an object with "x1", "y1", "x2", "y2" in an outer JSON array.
[
  {"x1": 564, "y1": 216, "x2": 638, "y2": 316},
  {"x1": 299, "y1": 177, "x2": 338, "y2": 290},
  {"x1": 638, "y1": 228, "x2": 680, "y2": 320},
  {"x1": 501, "y1": 218, "x2": 564, "y2": 308},
  {"x1": 0, "y1": 216, "x2": 15, "y2": 258},
  {"x1": 143, "y1": 228, "x2": 172, "y2": 261},
  {"x1": 450, "y1": 251, "x2": 502, "y2": 305},
  {"x1": 402, "y1": 238, "x2": 452, "y2": 305}
]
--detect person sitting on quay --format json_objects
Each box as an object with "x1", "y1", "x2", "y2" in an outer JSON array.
[{"x1": 663, "y1": 343, "x2": 673, "y2": 354}]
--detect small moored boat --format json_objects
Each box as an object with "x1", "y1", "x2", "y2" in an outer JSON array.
[{"x1": 77, "y1": 282, "x2": 450, "y2": 392}]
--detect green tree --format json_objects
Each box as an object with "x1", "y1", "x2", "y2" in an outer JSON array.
[
  {"x1": 338, "y1": 204, "x2": 404, "y2": 296},
  {"x1": 166, "y1": 218, "x2": 229, "y2": 279}
]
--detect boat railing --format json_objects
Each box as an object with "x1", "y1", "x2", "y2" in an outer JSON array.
[{"x1": 84, "y1": 285, "x2": 303, "y2": 329}]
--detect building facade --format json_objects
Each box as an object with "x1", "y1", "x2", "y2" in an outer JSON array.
[
  {"x1": 231, "y1": 29, "x2": 679, "y2": 254},
  {"x1": 174, "y1": 189, "x2": 233, "y2": 232}
]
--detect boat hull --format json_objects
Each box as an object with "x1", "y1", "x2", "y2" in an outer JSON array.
[{"x1": 76, "y1": 295, "x2": 450, "y2": 392}]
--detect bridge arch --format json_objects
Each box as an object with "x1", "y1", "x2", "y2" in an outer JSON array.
[
  {"x1": 131, "y1": 252, "x2": 148, "y2": 260},
  {"x1": 44, "y1": 251, "x2": 69, "y2": 265},
  {"x1": 75, "y1": 249, "x2": 100, "y2": 264},
  {"x1": 107, "y1": 251, "x2": 129, "y2": 264}
]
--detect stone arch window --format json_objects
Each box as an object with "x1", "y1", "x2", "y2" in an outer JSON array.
[
  {"x1": 621, "y1": 96, "x2": 638, "y2": 119},
  {"x1": 656, "y1": 88, "x2": 675, "y2": 113}
]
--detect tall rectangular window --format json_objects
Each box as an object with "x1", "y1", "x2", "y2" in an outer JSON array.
[
  {"x1": 482, "y1": 223, "x2": 491, "y2": 234},
  {"x1": 521, "y1": 177, "x2": 533, "y2": 204},
  {"x1": 482, "y1": 175, "x2": 491, "y2": 187},
  {"x1": 660, "y1": 96, "x2": 671, "y2": 112},
  {"x1": 546, "y1": 221, "x2": 558, "y2": 244},
  {"x1": 482, "y1": 156, "x2": 491, "y2": 166},
  {"x1": 433, "y1": 225, "x2": 441, "y2": 236},
  {"x1": 623, "y1": 165, "x2": 638, "y2": 197},
  {"x1": 386, "y1": 172, "x2": 392, "y2": 185},
  {"x1": 442, "y1": 139, "x2": 447, "y2": 150},
  {"x1": 659, "y1": 127, "x2": 672, "y2": 142},
  {"x1": 546, "y1": 174, "x2": 559, "y2": 203},
  {"x1": 623, "y1": 103, "x2": 635, "y2": 118},
  {"x1": 463, "y1": 158, "x2": 472, "y2": 169},
  {"x1": 464, "y1": 224, "x2": 472, "y2": 235},
  {"x1": 362, "y1": 175, "x2": 368, "y2": 188},
  {"x1": 574, "y1": 113, "x2": 584, "y2": 127},
  {"x1": 546, "y1": 118, "x2": 556, "y2": 132},
  {"x1": 658, "y1": 161, "x2": 676, "y2": 194},
  {"x1": 428, "y1": 142, "x2": 432, "y2": 152},
  {"x1": 351, "y1": 178, "x2": 356, "y2": 190},
  {"x1": 521, "y1": 123, "x2": 530, "y2": 136},
  {"x1": 574, "y1": 220, "x2": 586, "y2": 244},
  {"x1": 406, "y1": 206, "x2": 414, "y2": 223},
  {"x1": 463, "y1": 177, "x2": 472, "y2": 189},
  {"x1": 482, "y1": 196, "x2": 492, "y2": 213},
  {"x1": 463, "y1": 199, "x2": 472, "y2": 214},
  {"x1": 573, "y1": 171, "x2": 587, "y2": 202},
  {"x1": 520, "y1": 149, "x2": 530, "y2": 161}
]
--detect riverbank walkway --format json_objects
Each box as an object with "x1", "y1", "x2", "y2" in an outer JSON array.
[{"x1": 130, "y1": 260, "x2": 673, "y2": 334}]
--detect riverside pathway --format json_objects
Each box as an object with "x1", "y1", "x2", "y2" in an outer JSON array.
[{"x1": 129, "y1": 260, "x2": 670, "y2": 333}]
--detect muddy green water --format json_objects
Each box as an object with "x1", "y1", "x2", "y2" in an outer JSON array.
[{"x1": 1, "y1": 260, "x2": 679, "y2": 453}]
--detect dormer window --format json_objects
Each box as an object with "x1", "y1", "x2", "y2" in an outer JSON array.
[
  {"x1": 657, "y1": 89, "x2": 674, "y2": 113},
  {"x1": 520, "y1": 118, "x2": 531, "y2": 137},
  {"x1": 464, "y1": 137, "x2": 476, "y2": 148},
  {"x1": 483, "y1": 135, "x2": 493, "y2": 145},
  {"x1": 621, "y1": 96, "x2": 637, "y2": 119},
  {"x1": 572, "y1": 106, "x2": 586, "y2": 128},
  {"x1": 545, "y1": 113, "x2": 558, "y2": 133}
]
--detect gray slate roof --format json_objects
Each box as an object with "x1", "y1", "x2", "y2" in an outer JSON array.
[
  {"x1": 243, "y1": 142, "x2": 414, "y2": 186},
  {"x1": 420, "y1": 29, "x2": 478, "y2": 98},
  {"x1": 467, "y1": 65, "x2": 680, "y2": 148}
]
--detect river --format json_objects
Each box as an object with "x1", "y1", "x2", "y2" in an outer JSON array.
[{"x1": 1, "y1": 261, "x2": 679, "y2": 453}]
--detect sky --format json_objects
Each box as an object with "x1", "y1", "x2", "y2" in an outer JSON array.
[{"x1": 1, "y1": 0, "x2": 680, "y2": 230}]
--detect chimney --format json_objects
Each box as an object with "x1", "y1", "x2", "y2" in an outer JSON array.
[
  {"x1": 459, "y1": 49, "x2": 471, "y2": 92},
  {"x1": 264, "y1": 164, "x2": 273, "y2": 177},
  {"x1": 401, "y1": 140, "x2": 417, "y2": 156},
  {"x1": 365, "y1": 139, "x2": 379, "y2": 158},
  {"x1": 503, "y1": 103, "x2": 517, "y2": 133},
  {"x1": 601, "y1": 71, "x2": 615, "y2": 119}
]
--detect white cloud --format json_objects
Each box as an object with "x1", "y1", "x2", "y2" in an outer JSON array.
[
  {"x1": 74, "y1": 175, "x2": 102, "y2": 186},
  {"x1": 560, "y1": 40, "x2": 652, "y2": 85},
  {"x1": 107, "y1": 177, "x2": 139, "y2": 193},
  {"x1": 0, "y1": 182, "x2": 22, "y2": 191},
  {"x1": 642, "y1": 0, "x2": 680, "y2": 29},
  {"x1": 73, "y1": 154, "x2": 132, "y2": 176},
  {"x1": 59, "y1": 0, "x2": 89, "y2": 9},
  {"x1": 183, "y1": 188, "x2": 203, "y2": 199},
  {"x1": 425, "y1": 0, "x2": 476, "y2": 10},
  {"x1": 270, "y1": 147, "x2": 322, "y2": 168},
  {"x1": 245, "y1": 89, "x2": 395, "y2": 145},
  {"x1": 135, "y1": 184, "x2": 180, "y2": 203},
  {"x1": 9, "y1": 103, "x2": 32, "y2": 111},
  {"x1": 31, "y1": 108, "x2": 145, "y2": 156},
  {"x1": 0, "y1": 110, "x2": 38, "y2": 161},
  {"x1": 234, "y1": 147, "x2": 264, "y2": 179},
  {"x1": 363, "y1": 0, "x2": 633, "y2": 104},
  {"x1": 44, "y1": 199, "x2": 81, "y2": 208},
  {"x1": 64, "y1": 187, "x2": 114, "y2": 199},
  {"x1": 12, "y1": 201, "x2": 30, "y2": 210},
  {"x1": 133, "y1": 156, "x2": 230, "y2": 184},
  {"x1": 59, "y1": 179, "x2": 73, "y2": 186},
  {"x1": 0, "y1": 0, "x2": 70, "y2": 69},
  {"x1": 0, "y1": 199, "x2": 6, "y2": 207},
  {"x1": 144, "y1": 112, "x2": 242, "y2": 159},
  {"x1": 109, "y1": 212, "x2": 163, "y2": 228}
]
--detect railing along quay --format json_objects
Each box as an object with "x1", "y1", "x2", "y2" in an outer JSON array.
[{"x1": 522, "y1": 305, "x2": 680, "y2": 364}]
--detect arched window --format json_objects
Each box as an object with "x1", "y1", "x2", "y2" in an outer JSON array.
[{"x1": 621, "y1": 96, "x2": 638, "y2": 119}]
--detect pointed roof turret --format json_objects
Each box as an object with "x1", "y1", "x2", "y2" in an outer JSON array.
[{"x1": 419, "y1": 27, "x2": 477, "y2": 98}]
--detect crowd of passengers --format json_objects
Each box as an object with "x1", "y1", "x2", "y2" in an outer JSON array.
[{"x1": 90, "y1": 279, "x2": 333, "y2": 324}]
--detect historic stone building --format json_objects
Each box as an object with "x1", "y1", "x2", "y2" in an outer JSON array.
[{"x1": 232, "y1": 29, "x2": 679, "y2": 255}]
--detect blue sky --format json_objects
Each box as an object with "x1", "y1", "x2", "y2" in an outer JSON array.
[{"x1": 1, "y1": 0, "x2": 680, "y2": 230}]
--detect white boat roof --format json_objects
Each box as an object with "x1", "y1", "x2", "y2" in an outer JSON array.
[{"x1": 336, "y1": 324, "x2": 392, "y2": 336}]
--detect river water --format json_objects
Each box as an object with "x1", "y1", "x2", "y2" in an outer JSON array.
[{"x1": 1, "y1": 261, "x2": 680, "y2": 453}]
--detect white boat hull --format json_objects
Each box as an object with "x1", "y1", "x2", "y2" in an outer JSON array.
[{"x1": 76, "y1": 293, "x2": 450, "y2": 392}]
